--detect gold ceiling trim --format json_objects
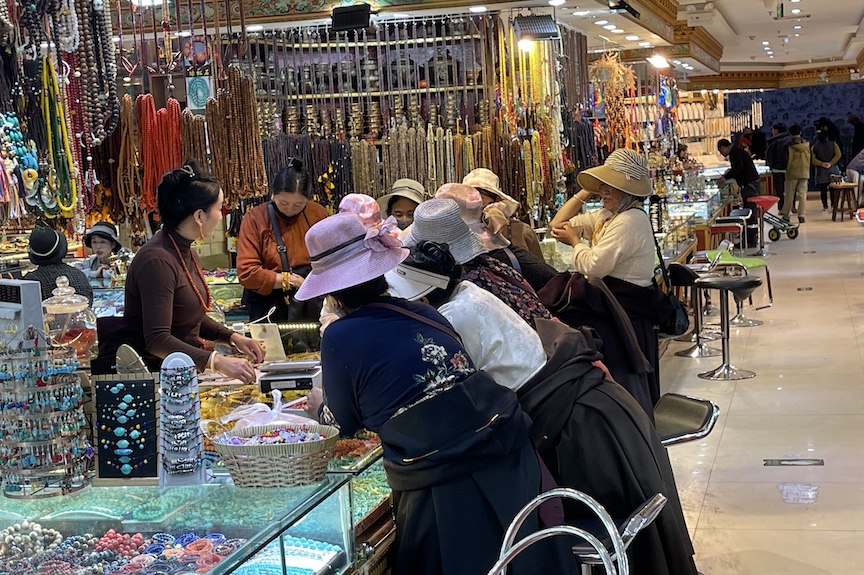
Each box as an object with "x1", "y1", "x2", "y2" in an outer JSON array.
[{"x1": 686, "y1": 67, "x2": 859, "y2": 90}]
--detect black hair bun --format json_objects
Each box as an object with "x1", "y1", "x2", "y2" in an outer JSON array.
[{"x1": 409, "y1": 241, "x2": 460, "y2": 279}]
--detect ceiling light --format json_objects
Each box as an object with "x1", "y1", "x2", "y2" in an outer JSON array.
[
  {"x1": 791, "y1": 8, "x2": 800, "y2": 13},
  {"x1": 790, "y1": 0, "x2": 800, "y2": 2},
  {"x1": 604, "y1": 24, "x2": 616, "y2": 30},
  {"x1": 713, "y1": 89, "x2": 719, "y2": 94},
  {"x1": 762, "y1": 41, "x2": 770, "y2": 45},
  {"x1": 793, "y1": 25, "x2": 801, "y2": 29},
  {"x1": 625, "y1": 35, "x2": 639, "y2": 40},
  {"x1": 548, "y1": 0, "x2": 566, "y2": 6},
  {"x1": 795, "y1": 33, "x2": 800, "y2": 36},
  {"x1": 767, "y1": 51, "x2": 773, "y2": 54},
  {"x1": 469, "y1": 5, "x2": 487, "y2": 13},
  {"x1": 518, "y1": 38, "x2": 534, "y2": 52},
  {"x1": 639, "y1": 41, "x2": 652, "y2": 47},
  {"x1": 646, "y1": 54, "x2": 670, "y2": 69},
  {"x1": 672, "y1": 60, "x2": 681, "y2": 64},
  {"x1": 392, "y1": 12, "x2": 410, "y2": 18},
  {"x1": 595, "y1": 19, "x2": 608, "y2": 25},
  {"x1": 246, "y1": 24, "x2": 263, "y2": 32},
  {"x1": 764, "y1": 46, "x2": 771, "y2": 50},
  {"x1": 769, "y1": 55, "x2": 774, "y2": 58},
  {"x1": 574, "y1": 10, "x2": 590, "y2": 15},
  {"x1": 611, "y1": 28, "x2": 623, "y2": 33}
]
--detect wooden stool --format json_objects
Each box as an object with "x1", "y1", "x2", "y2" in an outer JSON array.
[{"x1": 830, "y1": 182, "x2": 857, "y2": 222}]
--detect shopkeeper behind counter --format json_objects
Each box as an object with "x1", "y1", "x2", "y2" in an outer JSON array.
[
  {"x1": 237, "y1": 158, "x2": 329, "y2": 323},
  {"x1": 94, "y1": 161, "x2": 264, "y2": 382}
]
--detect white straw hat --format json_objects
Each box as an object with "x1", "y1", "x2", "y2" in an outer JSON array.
[{"x1": 577, "y1": 148, "x2": 652, "y2": 198}]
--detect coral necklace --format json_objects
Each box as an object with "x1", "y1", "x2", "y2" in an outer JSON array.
[{"x1": 168, "y1": 232, "x2": 212, "y2": 312}]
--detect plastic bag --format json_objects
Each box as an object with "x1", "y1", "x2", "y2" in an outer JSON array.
[{"x1": 220, "y1": 389, "x2": 315, "y2": 430}]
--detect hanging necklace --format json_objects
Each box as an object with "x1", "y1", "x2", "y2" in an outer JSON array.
[{"x1": 168, "y1": 232, "x2": 212, "y2": 312}]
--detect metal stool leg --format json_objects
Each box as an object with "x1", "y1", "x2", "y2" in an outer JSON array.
[
  {"x1": 730, "y1": 292, "x2": 764, "y2": 327},
  {"x1": 676, "y1": 287, "x2": 721, "y2": 357},
  {"x1": 698, "y1": 289, "x2": 756, "y2": 381},
  {"x1": 751, "y1": 204, "x2": 770, "y2": 257}
]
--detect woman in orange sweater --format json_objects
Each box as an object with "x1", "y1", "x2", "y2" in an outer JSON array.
[{"x1": 237, "y1": 159, "x2": 328, "y2": 323}]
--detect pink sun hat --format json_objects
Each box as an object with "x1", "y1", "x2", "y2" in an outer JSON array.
[{"x1": 294, "y1": 212, "x2": 409, "y2": 301}]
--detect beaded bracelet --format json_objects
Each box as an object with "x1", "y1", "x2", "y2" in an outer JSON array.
[
  {"x1": 174, "y1": 533, "x2": 198, "y2": 548},
  {"x1": 149, "y1": 533, "x2": 175, "y2": 546},
  {"x1": 183, "y1": 538, "x2": 212, "y2": 555}
]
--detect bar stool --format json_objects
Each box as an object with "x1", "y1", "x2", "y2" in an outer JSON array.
[
  {"x1": 694, "y1": 275, "x2": 763, "y2": 381},
  {"x1": 708, "y1": 223, "x2": 743, "y2": 252},
  {"x1": 747, "y1": 195, "x2": 779, "y2": 257},
  {"x1": 716, "y1": 208, "x2": 753, "y2": 254},
  {"x1": 669, "y1": 263, "x2": 721, "y2": 358},
  {"x1": 830, "y1": 181, "x2": 857, "y2": 222}
]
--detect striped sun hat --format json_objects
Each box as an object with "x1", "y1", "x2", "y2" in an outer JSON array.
[{"x1": 577, "y1": 148, "x2": 652, "y2": 198}]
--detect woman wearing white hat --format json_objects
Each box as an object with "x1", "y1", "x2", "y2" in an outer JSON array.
[
  {"x1": 549, "y1": 148, "x2": 662, "y2": 411},
  {"x1": 75, "y1": 221, "x2": 132, "y2": 287}
]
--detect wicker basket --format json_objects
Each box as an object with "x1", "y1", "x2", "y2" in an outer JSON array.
[{"x1": 210, "y1": 424, "x2": 339, "y2": 488}]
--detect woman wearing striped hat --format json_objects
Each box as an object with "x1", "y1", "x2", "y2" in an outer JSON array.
[{"x1": 549, "y1": 148, "x2": 662, "y2": 413}]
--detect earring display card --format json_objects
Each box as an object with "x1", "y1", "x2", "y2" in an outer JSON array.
[
  {"x1": 159, "y1": 352, "x2": 206, "y2": 486},
  {"x1": 93, "y1": 376, "x2": 158, "y2": 483}
]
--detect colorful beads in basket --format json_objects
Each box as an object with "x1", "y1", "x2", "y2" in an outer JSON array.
[{"x1": 216, "y1": 428, "x2": 328, "y2": 446}]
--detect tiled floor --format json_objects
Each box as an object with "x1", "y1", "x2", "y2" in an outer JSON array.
[{"x1": 661, "y1": 197, "x2": 864, "y2": 574}]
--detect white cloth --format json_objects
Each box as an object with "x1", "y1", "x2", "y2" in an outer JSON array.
[
  {"x1": 438, "y1": 282, "x2": 545, "y2": 391},
  {"x1": 567, "y1": 208, "x2": 656, "y2": 287}
]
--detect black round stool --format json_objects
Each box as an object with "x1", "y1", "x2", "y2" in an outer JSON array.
[
  {"x1": 693, "y1": 275, "x2": 763, "y2": 380},
  {"x1": 668, "y1": 263, "x2": 721, "y2": 358}
]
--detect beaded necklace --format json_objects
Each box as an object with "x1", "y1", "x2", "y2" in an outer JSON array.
[
  {"x1": 40, "y1": 56, "x2": 77, "y2": 216},
  {"x1": 167, "y1": 232, "x2": 212, "y2": 312}
]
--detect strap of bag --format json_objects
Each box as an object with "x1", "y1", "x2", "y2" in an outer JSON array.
[
  {"x1": 267, "y1": 202, "x2": 292, "y2": 275},
  {"x1": 502, "y1": 246, "x2": 522, "y2": 274},
  {"x1": 367, "y1": 302, "x2": 463, "y2": 344}
]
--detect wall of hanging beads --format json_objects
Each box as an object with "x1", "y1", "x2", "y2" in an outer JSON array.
[
  {"x1": 93, "y1": 377, "x2": 157, "y2": 482},
  {"x1": 159, "y1": 353, "x2": 205, "y2": 486},
  {"x1": 0, "y1": 347, "x2": 92, "y2": 498}
]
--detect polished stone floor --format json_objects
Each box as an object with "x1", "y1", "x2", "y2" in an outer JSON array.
[{"x1": 662, "y1": 197, "x2": 864, "y2": 574}]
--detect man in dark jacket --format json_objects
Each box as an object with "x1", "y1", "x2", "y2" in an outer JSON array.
[
  {"x1": 717, "y1": 139, "x2": 761, "y2": 246},
  {"x1": 765, "y1": 123, "x2": 792, "y2": 210},
  {"x1": 518, "y1": 320, "x2": 699, "y2": 575}
]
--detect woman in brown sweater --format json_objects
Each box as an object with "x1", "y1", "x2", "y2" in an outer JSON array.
[
  {"x1": 237, "y1": 159, "x2": 328, "y2": 322},
  {"x1": 102, "y1": 160, "x2": 264, "y2": 383}
]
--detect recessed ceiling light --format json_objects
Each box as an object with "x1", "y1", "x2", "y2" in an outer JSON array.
[
  {"x1": 574, "y1": 10, "x2": 590, "y2": 15},
  {"x1": 762, "y1": 41, "x2": 770, "y2": 45},
  {"x1": 611, "y1": 28, "x2": 623, "y2": 33},
  {"x1": 672, "y1": 59, "x2": 681, "y2": 64},
  {"x1": 791, "y1": 8, "x2": 800, "y2": 13},
  {"x1": 549, "y1": 0, "x2": 566, "y2": 5},
  {"x1": 794, "y1": 33, "x2": 800, "y2": 36},
  {"x1": 769, "y1": 55, "x2": 774, "y2": 58},
  {"x1": 793, "y1": 25, "x2": 801, "y2": 29},
  {"x1": 767, "y1": 51, "x2": 773, "y2": 55},
  {"x1": 639, "y1": 42, "x2": 652, "y2": 47},
  {"x1": 625, "y1": 35, "x2": 639, "y2": 40},
  {"x1": 594, "y1": 20, "x2": 608, "y2": 25},
  {"x1": 469, "y1": 5, "x2": 487, "y2": 13},
  {"x1": 604, "y1": 24, "x2": 616, "y2": 30},
  {"x1": 790, "y1": 0, "x2": 800, "y2": 2}
]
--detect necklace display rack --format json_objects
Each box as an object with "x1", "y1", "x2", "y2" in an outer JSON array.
[
  {"x1": 159, "y1": 352, "x2": 205, "y2": 486},
  {"x1": 0, "y1": 346, "x2": 93, "y2": 498},
  {"x1": 92, "y1": 373, "x2": 158, "y2": 486}
]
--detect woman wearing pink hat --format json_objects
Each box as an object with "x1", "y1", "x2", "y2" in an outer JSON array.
[{"x1": 297, "y1": 212, "x2": 574, "y2": 575}]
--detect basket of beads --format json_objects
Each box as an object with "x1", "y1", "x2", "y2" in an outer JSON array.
[{"x1": 209, "y1": 424, "x2": 339, "y2": 487}]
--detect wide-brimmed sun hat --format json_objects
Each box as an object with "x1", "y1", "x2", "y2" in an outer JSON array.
[
  {"x1": 29, "y1": 225, "x2": 68, "y2": 266},
  {"x1": 435, "y1": 183, "x2": 509, "y2": 250},
  {"x1": 402, "y1": 199, "x2": 487, "y2": 265},
  {"x1": 463, "y1": 168, "x2": 509, "y2": 201},
  {"x1": 294, "y1": 212, "x2": 408, "y2": 301},
  {"x1": 385, "y1": 264, "x2": 452, "y2": 301},
  {"x1": 576, "y1": 148, "x2": 652, "y2": 198},
  {"x1": 83, "y1": 222, "x2": 121, "y2": 252},
  {"x1": 376, "y1": 179, "x2": 425, "y2": 216}
]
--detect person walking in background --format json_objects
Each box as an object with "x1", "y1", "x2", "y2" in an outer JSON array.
[
  {"x1": 846, "y1": 147, "x2": 864, "y2": 207},
  {"x1": 811, "y1": 128, "x2": 842, "y2": 211},
  {"x1": 783, "y1": 125, "x2": 812, "y2": 223},
  {"x1": 850, "y1": 114, "x2": 864, "y2": 158},
  {"x1": 765, "y1": 123, "x2": 791, "y2": 210}
]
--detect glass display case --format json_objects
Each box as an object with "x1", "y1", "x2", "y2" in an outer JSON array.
[
  {"x1": 666, "y1": 187, "x2": 728, "y2": 224},
  {"x1": 655, "y1": 216, "x2": 697, "y2": 262},
  {"x1": 92, "y1": 288, "x2": 126, "y2": 318},
  {"x1": 210, "y1": 282, "x2": 248, "y2": 323}
]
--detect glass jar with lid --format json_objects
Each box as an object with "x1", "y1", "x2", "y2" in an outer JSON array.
[{"x1": 43, "y1": 275, "x2": 98, "y2": 359}]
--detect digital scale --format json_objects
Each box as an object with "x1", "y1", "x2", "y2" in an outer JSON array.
[
  {"x1": 258, "y1": 360, "x2": 322, "y2": 394},
  {"x1": 0, "y1": 279, "x2": 44, "y2": 348}
]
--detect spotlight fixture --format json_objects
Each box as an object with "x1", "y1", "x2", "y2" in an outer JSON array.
[
  {"x1": 513, "y1": 14, "x2": 561, "y2": 42},
  {"x1": 608, "y1": 0, "x2": 640, "y2": 19},
  {"x1": 518, "y1": 38, "x2": 535, "y2": 51}
]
